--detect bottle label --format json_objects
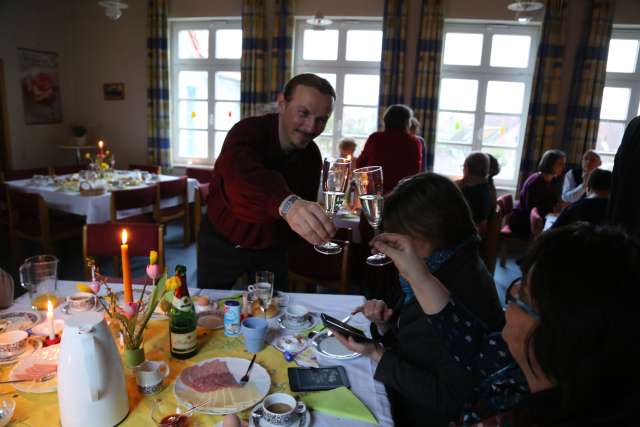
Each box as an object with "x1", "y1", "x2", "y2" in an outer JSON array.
[
  {"x1": 171, "y1": 331, "x2": 197, "y2": 353},
  {"x1": 172, "y1": 295, "x2": 194, "y2": 312}
]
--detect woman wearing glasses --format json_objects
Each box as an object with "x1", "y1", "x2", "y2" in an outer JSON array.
[{"x1": 368, "y1": 223, "x2": 640, "y2": 425}]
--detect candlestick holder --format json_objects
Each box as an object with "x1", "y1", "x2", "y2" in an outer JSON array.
[{"x1": 44, "y1": 334, "x2": 61, "y2": 347}]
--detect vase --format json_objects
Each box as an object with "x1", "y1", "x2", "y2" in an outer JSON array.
[{"x1": 123, "y1": 347, "x2": 145, "y2": 368}]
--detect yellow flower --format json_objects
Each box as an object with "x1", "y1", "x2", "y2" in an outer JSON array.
[
  {"x1": 165, "y1": 276, "x2": 180, "y2": 291},
  {"x1": 84, "y1": 152, "x2": 92, "y2": 160},
  {"x1": 149, "y1": 250, "x2": 158, "y2": 265},
  {"x1": 100, "y1": 162, "x2": 109, "y2": 169},
  {"x1": 76, "y1": 283, "x2": 94, "y2": 294},
  {"x1": 105, "y1": 150, "x2": 111, "y2": 156}
]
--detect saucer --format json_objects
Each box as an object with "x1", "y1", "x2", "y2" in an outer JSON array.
[
  {"x1": 273, "y1": 335, "x2": 307, "y2": 354},
  {"x1": 0, "y1": 338, "x2": 42, "y2": 365},
  {"x1": 311, "y1": 333, "x2": 360, "y2": 360},
  {"x1": 249, "y1": 403, "x2": 311, "y2": 427},
  {"x1": 0, "y1": 312, "x2": 43, "y2": 333},
  {"x1": 276, "y1": 313, "x2": 319, "y2": 332}
]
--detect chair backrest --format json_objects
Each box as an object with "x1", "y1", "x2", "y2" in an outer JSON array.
[
  {"x1": 110, "y1": 186, "x2": 157, "y2": 222},
  {"x1": 6, "y1": 187, "x2": 49, "y2": 234},
  {"x1": 497, "y1": 194, "x2": 513, "y2": 216},
  {"x1": 158, "y1": 176, "x2": 187, "y2": 200},
  {"x1": 186, "y1": 167, "x2": 213, "y2": 184},
  {"x1": 530, "y1": 207, "x2": 544, "y2": 237},
  {"x1": 129, "y1": 164, "x2": 161, "y2": 174},
  {"x1": 51, "y1": 165, "x2": 83, "y2": 176},
  {"x1": 2, "y1": 168, "x2": 49, "y2": 182},
  {"x1": 480, "y1": 207, "x2": 503, "y2": 274}
]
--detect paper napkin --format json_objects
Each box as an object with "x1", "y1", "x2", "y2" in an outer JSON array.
[{"x1": 302, "y1": 386, "x2": 378, "y2": 424}]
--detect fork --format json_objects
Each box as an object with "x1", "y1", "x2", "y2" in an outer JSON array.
[
  {"x1": 326, "y1": 313, "x2": 352, "y2": 337},
  {"x1": 239, "y1": 354, "x2": 257, "y2": 386},
  {"x1": 0, "y1": 372, "x2": 56, "y2": 385},
  {"x1": 309, "y1": 313, "x2": 352, "y2": 339}
]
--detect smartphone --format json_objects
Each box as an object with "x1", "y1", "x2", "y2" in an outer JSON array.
[
  {"x1": 320, "y1": 313, "x2": 374, "y2": 343},
  {"x1": 288, "y1": 366, "x2": 351, "y2": 392}
]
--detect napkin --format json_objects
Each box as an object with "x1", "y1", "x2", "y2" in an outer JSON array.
[{"x1": 302, "y1": 386, "x2": 377, "y2": 424}]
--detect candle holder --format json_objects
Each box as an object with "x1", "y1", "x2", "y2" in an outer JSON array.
[{"x1": 44, "y1": 334, "x2": 61, "y2": 347}]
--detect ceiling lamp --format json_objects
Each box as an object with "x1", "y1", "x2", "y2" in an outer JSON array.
[
  {"x1": 98, "y1": 1, "x2": 128, "y2": 21},
  {"x1": 507, "y1": 1, "x2": 544, "y2": 12},
  {"x1": 306, "y1": 11, "x2": 332, "y2": 30}
]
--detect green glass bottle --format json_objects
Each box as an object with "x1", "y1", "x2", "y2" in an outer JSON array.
[{"x1": 169, "y1": 265, "x2": 198, "y2": 359}]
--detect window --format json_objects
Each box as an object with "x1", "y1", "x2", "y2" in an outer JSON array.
[
  {"x1": 170, "y1": 21, "x2": 242, "y2": 165},
  {"x1": 294, "y1": 19, "x2": 383, "y2": 159},
  {"x1": 434, "y1": 23, "x2": 539, "y2": 188},
  {"x1": 598, "y1": 29, "x2": 640, "y2": 170}
]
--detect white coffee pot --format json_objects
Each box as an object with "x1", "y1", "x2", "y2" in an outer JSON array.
[{"x1": 57, "y1": 312, "x2": 129, "y2": 427}]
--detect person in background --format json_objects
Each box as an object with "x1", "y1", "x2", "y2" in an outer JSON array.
[
  {"x1": 487, "y1": 154, "x2": 500, "y2": 210},
  {"x1": 508, "y1": 149, "x2": 566, "y2": 239},
  {"x1": 338, "y1": 137, "x2": 357, "y2": 163},
  {"x1": 456, "y1": 152, "x2": 493, "y2": 226},
  {"x1": 552, "y1": 168, "x2": 611, "y2": 229},
  {"x1": 197, "y1": 74, "x2": 336, "y2": 290},
  {"x1": 335, "y1": 173, "x2": 503, "y2": 427},
  {"x1": 338, "y1": 137, "x2": 359, "y2": 212},
  {"x1": 369, "y1": 223, "x2": 640, "y2": 426},
  {"x1": 409, "y1": 117, "x2": 428, "y2": 172},
  {"x1": 561, "y1": 150, "x2": 601, "y2": 203}
]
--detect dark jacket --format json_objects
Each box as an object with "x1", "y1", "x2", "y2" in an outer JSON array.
[
  {"x1": 373, "y1": 239, "x2": 503, "y2": 427},
  {"x1": 460, "y1": 182, "x2": 493, "y2": 225},
  {"x1": 552, "y1": 197, "x2": 608, "y2": 229}
]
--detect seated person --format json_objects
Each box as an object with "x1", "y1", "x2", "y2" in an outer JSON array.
[
  {"x1": 335, "y1": 173, "x2": 503, "y2": 427},
  {"x1": 409, "y1": 117, "x2": 428, "y2": 172},
  {"x1": 338, "y1": 137, "x2": 357, "y2": 163},
  {"x1": 553, "y1": 168, "x2": 611, "y2": 228},
  {"x1": 456, "y1": 152, "x2": 493, "y2": 225},
  {"x1": 487, "y1": 154, "x2": 500, "y2": 210},
  {"x1": 562, "y1": 150, "x2": 601, "y2": 203},
  {"x1": 370, "y1": 223, "x2": 640, "y2": 426},
  {"x1": 508, "y1": 149, "x2": 566, "y2": 238}
]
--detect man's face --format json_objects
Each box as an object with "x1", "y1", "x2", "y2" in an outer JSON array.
[
  {"x1": 582, "y1": 152, "x2": 602, "y2": 171},
  {"x1": 278, "y1": 85, "x2": 334, "y2": 151}
]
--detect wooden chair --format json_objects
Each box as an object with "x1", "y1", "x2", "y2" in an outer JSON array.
[
  {"x1": 50, "y1": 165, "x2": 84, "y2": 176},
  {"x1": 480, "y1": 206, "x2": 503, "y2": 275},
  {"x1": 110, "y1": 186, "x2": 157, "y2": 224},
  {"x1": 1, "y1": 168, "x2": 49, "y2": 182},
  {"x1": 83, "y1": 223, "x2": 164, "y2": 283},
  {"x1": 129, "y1": 164, "x2": 161, "y2": 174},
  {"x1": 186, "y1": 167, "x2": 213, "y2": 237},
  {"x1": 288, "y1": 228, "x2": 352, "y2": 294},
  {"x1": 185, "y1": 167, "x2": 213, "y2": 184},
  {"x1": 155, "y1": 176, "x2": 190, "y2": 246},
  {"x1": 7, "y1": 187, "x2": 82, "y2": 262}
]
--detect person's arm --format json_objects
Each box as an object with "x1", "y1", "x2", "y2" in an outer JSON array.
[
  {"x1": 561, "y1": 171, "x2": 585, "y2": 203},
  {"x1": 355, "y1": 136, "x2": 373, "y2": 168}
]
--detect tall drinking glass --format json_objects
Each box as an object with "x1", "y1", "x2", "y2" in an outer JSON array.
[
  {"x1": 249, "y1": 271, "x2": 274, "y2": 319},
  {"x1": 353, "y1": 166, "x2": 392, "y2": 267},
  {"x1": 19, "y1": 255, "x2": 60, "y2": 311},
  {"x1": 315, "y1": 157, "x2": 351, "y2": 255}
]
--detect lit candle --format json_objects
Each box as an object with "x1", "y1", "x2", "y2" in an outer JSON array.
[
  {"x1": 47, "y1": 300, "x2": 55, "y2": 340},
  {"x1": 121, "y1": 229, "x2": 132, "y2": 304},
  {"x1": 98, "y1": 140, "x2": 104, "y2": 156}
]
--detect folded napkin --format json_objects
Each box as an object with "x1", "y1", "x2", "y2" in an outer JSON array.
[{"x1": 302, "y1": 386, "x2": 377, "y2": 424}]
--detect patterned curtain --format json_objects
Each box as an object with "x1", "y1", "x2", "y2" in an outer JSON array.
[
  {"x1": 411, "y1": 0, "x2": 443, "y2": 171},
  {"x1": 378, "y1": 0, "x2": 408, "y2": 128},
  {"x1": 241, "y1": 0, "x2": 268, "y2": 118},
  {"x1": 516, "y1": 0, "x2": 567, "y2": 190},
  {"x1": 270, "y1": 0, "x2": 294, "y2": 102},
  {"x1": 562, "y1": 0, "x2": 614, "y2": 168},
  {"x1": 147, "y1": 0, "x2": 170, "y2": 167}
]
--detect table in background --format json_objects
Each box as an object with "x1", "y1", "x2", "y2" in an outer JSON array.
[{"x1": 0, "y1": 281, "x2": 393, "y2": 426}]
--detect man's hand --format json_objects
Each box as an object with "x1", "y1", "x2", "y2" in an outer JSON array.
[
  {"x1": 352, "y1": 300, "x2": 393, "y2": 331},
  {"x1": 285, "y1": 199, "x2": 335, "y2": 245},
  {"x1": 334, "y1": 332, "x2": 384, "y2": 363}
]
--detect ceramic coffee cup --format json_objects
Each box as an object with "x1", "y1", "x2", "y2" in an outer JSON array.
[
  {"x1": 260, "y1": 393, "x2": 306, "y2": 426},
  {"x1": 66, "y1": 292, "x2": 96, "y2": 312},
  {"x1": 284, "y1": 304, "x2": 308, "y2": 328},
  {"x1": 133, "y1": 360, "x2": 170, "y2": 395},
  {"x1": 0, "y1": 330, "x2": 28, "y2": 359}
]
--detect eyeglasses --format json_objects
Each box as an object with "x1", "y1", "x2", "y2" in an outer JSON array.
[{"x1": 505, "y1": 278, "x2": 540, "y2": 320}]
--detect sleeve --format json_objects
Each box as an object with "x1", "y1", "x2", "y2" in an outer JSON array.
[
  {"x1": 561, "y1": 171, "x2": 585, "y2": 203},
  {"x1": 526, "y1": 178, "x2": 554, "y2": 217},
  {"x1": 356, "y1": 136, "x2": 373, "y2": 168}
]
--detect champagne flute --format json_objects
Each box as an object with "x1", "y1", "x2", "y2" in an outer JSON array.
[
  {"x1": 253, "y1": 271, "x2": 274, "y2": 319},
  {"x1": 353, "y1": 166, "x2": 392, "y2": 267},
  {"x1": 314, "y1": 157, "x2": 351, "y2": 255}
]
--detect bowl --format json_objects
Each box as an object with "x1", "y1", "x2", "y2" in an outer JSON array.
[
  {"x1": 0, "y1": 331, "x2": 28, "y2": 359},
  {"x1": 150, "y1": 397, "x2": 192, "y2": 427},
  {"x1": 0, "y1": 398, "x2": 15, "y2": 427}
]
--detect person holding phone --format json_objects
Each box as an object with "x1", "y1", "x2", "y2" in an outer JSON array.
[{"x1": 335, "y1": 173, "x2": 503, "y2": 427}]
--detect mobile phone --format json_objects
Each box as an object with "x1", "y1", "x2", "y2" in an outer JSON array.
[
  {"x1": 288, "y1": 366, "x2": 351, "y2": 392},
  {"x1": 320, "y1": 313, "x2": 374, "y2": 343}
]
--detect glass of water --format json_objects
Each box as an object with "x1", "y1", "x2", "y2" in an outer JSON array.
[
  {"x1": 249, "y1": 271, "x2": 274, "y2": 318},
  {"x1": 315, "y1": 157, "x2": 351, "y2": 255}
]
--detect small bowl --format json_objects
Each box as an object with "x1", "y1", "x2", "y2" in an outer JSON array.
[
  {"x1": 0, "y1": 398, "x2": 15, "y2": 427},
  {"x1": 150, "y1": 397, "x2": 192, "y2": 427},
  {"x1": 0, "y1": 331, "x2": 28, "y2": 359}
]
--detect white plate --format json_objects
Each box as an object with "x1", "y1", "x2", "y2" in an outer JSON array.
[
  {"x1": 276, "y1": 313, "x2": 319, "y2": 332},
  {"x1": 311, "y1": 334, "x2": 360, "y2": 360},
  {"x1": 174, "y1": 357, "x2": 271, "y2": 415},
  {"x1": 9, "y1": 344, "x2": 59, "y2": 393},
  {"x1": 273, "y1": 335, "x2": 307, "y2": 354},
  {"x1": 0, "y1": 338, "x2": 43, "y2": 366},
  {"x1": 249, "y1": 403, "x2": 311, "y2": 427},
  {"x1": 0, "y1": 311, "x2": 43, "y2": 333},
  {"x1": 29, "y1": 319, "x2": 64, "y2": 337}
]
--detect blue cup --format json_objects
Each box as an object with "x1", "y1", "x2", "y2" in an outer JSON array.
[{"x1": 241, "y1": 317, "x2": 268, "y2": 353}]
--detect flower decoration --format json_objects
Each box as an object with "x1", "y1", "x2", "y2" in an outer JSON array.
[
  {"x1": 165, "y1": 276, "x2": 181, "y2": 292},
  {"x1": 117, "y1": 302, "x2": 139, "y2": 320}
]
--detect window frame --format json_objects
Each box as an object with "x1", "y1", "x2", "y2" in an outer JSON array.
[
  {"x1": 293, "y1": 18, "x2": 383, "y2": 159},
  {"x1": 435, "y1": 21, "x2": 540, "y2": 189},
  {"x1": 169, "y1": 19, "x2": 242, "y2": 166}
]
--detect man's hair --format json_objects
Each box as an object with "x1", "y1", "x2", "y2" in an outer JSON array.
[
  {"x1": 282, "y1": 73, "x2": 336, "y2": 102},
  {"x1": 583, "y1": 149, "x2": 600, "y2": 162},
  {"x1": 587, "y1": 168, "x2": 612, "y2": 192},
  {"x1": 538, "y1": 149, "x2": 566, "y2": 174},
  {"x1": 382, "y1": 173, "x2": 477, "y2": 251},
  {"x1": 488, "y1": 154, "x2": 500, "y2": 179},
  {"x1": 383, "y1": 104, "x2": 413, "y2": 131},
  {"x1": 464, "y1": 152, "x2": 490, "y2": 178},
  {"x1": 338, "y1": 138, "x2": 357, "y2": 153}
]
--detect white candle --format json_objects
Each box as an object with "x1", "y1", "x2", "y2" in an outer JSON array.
[{"x1": 47, "y1": 300, "x2": 55, "y2": 340}]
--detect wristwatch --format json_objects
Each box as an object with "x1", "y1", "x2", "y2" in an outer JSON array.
[{"x1": 279, "y1": 195, "x2": 300, "y2": 219}]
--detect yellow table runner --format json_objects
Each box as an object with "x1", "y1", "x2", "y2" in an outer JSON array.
[{"x1": 1, "y1": 319, "x2": 296, "y2": 426}]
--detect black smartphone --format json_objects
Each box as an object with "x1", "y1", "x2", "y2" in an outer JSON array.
[
  {"x1": 320, "y1": 313, "x2": 374, "y2": 343},
  {"x1": 288, "y1": 366, "x2": 351, "y2": 392}
]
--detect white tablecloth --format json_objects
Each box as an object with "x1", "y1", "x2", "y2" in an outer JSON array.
[
  {"x1": 6, "y1": 174, "x2": 199, "y2": 224},
  {"x1": 7, "y1": 281, "x2": 394, "y2": 427}
]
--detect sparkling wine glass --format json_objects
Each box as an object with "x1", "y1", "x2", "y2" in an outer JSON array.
[
  {"x1": 314, "y1": 157, "x2": 351, "y2": 255},
  {"x1": 250, "y1": 271, "x2": 274, "y2": 318},
  {"x1": 353, "y1": 166, "x2": 392, "y2": 267}
]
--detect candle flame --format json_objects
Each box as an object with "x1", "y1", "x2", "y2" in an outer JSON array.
[
  {"x1": 47, "y1": 300, "x2": 53, "y2": 312},
  {"x1": 98, "y1": 140, "x2": 104, "y2": 148},
  {"x1": 346, "y1": 154, "x2": 352, "y2": 161},
  {"x1": 121, "y1": 229, "x2": 128, "y2": 245}
]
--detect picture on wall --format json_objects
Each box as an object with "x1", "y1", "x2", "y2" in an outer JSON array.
[
  {"x1": 18, "y1": 48, "x2": 63, "y2": 125},
  {"x1": 103, "y1": 82, "x2": 125, "y2": 100}
]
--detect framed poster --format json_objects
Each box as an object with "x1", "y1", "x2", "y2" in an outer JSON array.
[
  {"x1": 18, "y1": 48, "x2": 63, "y2": 125},
  {"x1": 103, "y1": 82, "x2": 125, "y2": 100}
]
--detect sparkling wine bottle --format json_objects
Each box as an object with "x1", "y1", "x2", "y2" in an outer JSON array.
[{"x1": 169, "y1": 265, "x2": 198, "y2": 359}]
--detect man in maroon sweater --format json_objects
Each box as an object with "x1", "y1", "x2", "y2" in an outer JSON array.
[{"x1": 197, "y1": 74, "x2": 336, "y2": 289}]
